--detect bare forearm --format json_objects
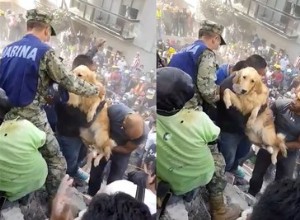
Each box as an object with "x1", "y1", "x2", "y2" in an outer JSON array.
[
  {"x1": 112, "y1": 146, "x2": 131, "y2": 154},
  {"x1": 286, "y1": 141, "x2": 300, "y2": 150}
]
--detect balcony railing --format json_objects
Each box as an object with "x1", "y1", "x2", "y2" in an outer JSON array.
[
  {"x1": 69, "y1": 0, "x2": 140, "y2": 40},
  {"x1": 233, "y1": 0, "x2": 300, "y2": 39}
]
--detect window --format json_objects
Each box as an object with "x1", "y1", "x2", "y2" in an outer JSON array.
[
  {"x1": 70, "y1": 0, "x2": 139, "y2": 40},
  {"x1": 119, "y1": 0, "x2": 142, "y2": 19}
]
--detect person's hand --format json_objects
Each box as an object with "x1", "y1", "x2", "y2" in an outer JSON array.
[
  {"x1": 97, "y1": 38, "x2": 106, "y2": 48},
  {"x1": 50, "y1": 175, "x2": 74, "y2": 220}
]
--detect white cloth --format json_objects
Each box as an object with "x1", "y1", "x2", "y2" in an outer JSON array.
[
  {"x1": 75, "y1": 180, "x2": 156, "y2": 219},
  {"x1": 99, "y1": 180, "x2": 156, "y2": 215}
]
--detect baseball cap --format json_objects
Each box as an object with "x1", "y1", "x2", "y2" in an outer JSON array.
[
  {"x1": 26, "y1": 9, "x2": 56, "y2": 36},
  {"x1": 199, "y1": 20, "x2": 226, "y2": 45}
]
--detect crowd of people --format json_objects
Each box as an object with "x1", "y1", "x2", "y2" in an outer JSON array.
[
  {"x1": 156, "y1": 0, "x2": 197, "y2": 40},
  {"x1": 156, "y1": 17, "x2": 300, "y2": 220},
  {"x1": 0, "y1": 7, "x2": 156, "y2": 220}
]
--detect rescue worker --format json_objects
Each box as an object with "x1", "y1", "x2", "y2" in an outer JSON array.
[
  {"x1": 168, "y1": 20, "x2": 224, "y2": 110},
  {"x1": 168, "y1": 20, "x2": 241, "y2": 220},
  {"x1": 0, "y1": 9, "x2": 102, "y2": 199}
]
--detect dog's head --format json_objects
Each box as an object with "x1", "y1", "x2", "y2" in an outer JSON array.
[
  {"x1": 233, "y1": 67, "x2": 263, "y2": 95},
  {"x1": 73, "y1": 65, "x2": 98, "y2": 84},
  {"x1": 73, "y1": 65, "x2": 106, "y2": 100}
]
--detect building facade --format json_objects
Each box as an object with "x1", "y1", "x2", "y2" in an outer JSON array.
[
  {"x1": 6, "y1": 0, "x2": 156, "y2": 70},
  {"x1": 233, "y1": 0, "x2": 300, "y2": 60}
]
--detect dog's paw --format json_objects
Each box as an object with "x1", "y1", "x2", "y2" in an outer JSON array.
[
  {"x1": 225, "y1": 100, "x2": 232, "y2": 109},
  {"x1": 223, "y1": 89, "x2": 232, "y2": 109},
  {"x1": 266, "y1": 146, "x2": 274, "y2": 154},
  {"x1": 271, "y1": 156, "x2": 277, "y2": 165},
  {"x1": 103, "y1": 147, "x2": 112, "y2": 161},
  {"x1": 281, "y1": 148, "x2": 288, "y2": 157},
  {"x1": 86, "y1": 112, "x2": 95, "y2": 122},
  {"x1": 93, "y1": 153, "x2": 104, "y2": 167},
  {"x1": 105, "y1": 154, "x2": 110, "y2": 161}
]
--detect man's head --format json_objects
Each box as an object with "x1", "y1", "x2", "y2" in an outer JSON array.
[
  {"x1": 81, "y1": 192, "x2": 152, "y2": 220},
  {"x1": 289, "y1": 90, "x2": 300, "y2": 114},
  {"x1": 250, "y1": 178, "x2": 300, "y2": 220},
  {"x1": 26, "y1": 9, "x2": 56, "y2": 42},
  {"x1": 123, "y1": 113, "x2": 144, "y2": 140},
  {"x1": 72, "y1": 55, "x2": 96, "y2": 71},
  {"x1": 245, "y1": 55, "x2": 267, "y2": 76},
  {"x1": 198, "y1": 20, "x2": 226, "y2": 50},
  {"x1": 233, "y1": 55, "x2": 267, "y2": 76},
  {"x1": 128, "y1": 170, "x2": 156, "y2": 191}
]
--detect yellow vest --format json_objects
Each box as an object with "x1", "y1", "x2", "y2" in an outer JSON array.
[{"x1": 156, "y1": 9, "x2": 162, "y2": 19}]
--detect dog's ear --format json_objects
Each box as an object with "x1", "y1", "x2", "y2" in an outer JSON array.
[
  {"x1": 232, "y1": 71, "x2": 240, "y2": 84},
  {"x1": 255, "y1": 80, "x2": 263, "y2": 94}
]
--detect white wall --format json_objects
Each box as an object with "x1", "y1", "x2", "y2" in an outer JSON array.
[
  {"x1": 255, "y1": 23, "x2": 300, "y2": 61},
  {"x1": 131, "y1": 0, "x2": 156, "y2": 54}
]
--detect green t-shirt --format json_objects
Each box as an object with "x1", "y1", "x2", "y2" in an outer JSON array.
[
  {"x1": 0, "y1": 119, "x2": 48, "y2": 201},
  {"x1": 157, "y1": 109, "x2": 220, "y2": 195}
]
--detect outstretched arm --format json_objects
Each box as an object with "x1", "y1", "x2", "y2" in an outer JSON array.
[{"x1": 43, "y1": 50, "x2": 99, "y2": 96}]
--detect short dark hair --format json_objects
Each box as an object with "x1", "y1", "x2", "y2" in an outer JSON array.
[
  {"x1": 27, "y1": 20, "x2": 49, "y2": 31},
  {"x1": 72, "y1": 55, "x2": 94, "y2": 70},
  {"x1": 232, "y1": 60, "x2": 248, "y2": 72},
  {"x1": 245, "y1": 54, "x2": 267, "y2": 70},
  {"x1": 128, "y1": 170, "x2": 148, "y2": 188},
  {"x1": 232, "y1": 54, "x2": 267, "y2": 72},
  {"x1": 81, "y1": 192, "x2": 152, "y2": 220},
  {"x1": 251, "y1": 178, "x2": 300, "y2": 220}
]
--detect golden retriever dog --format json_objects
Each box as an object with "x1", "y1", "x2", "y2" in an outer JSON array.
[
  {"x1": 67, "y1": 65, "x2": 115, "y2": 168},
  {"x1": 223, "y1": 67, "x2": 287, "y2": 164},
  {"x1": 68, "y1": 65, "x2": 106, "y2": 122}
]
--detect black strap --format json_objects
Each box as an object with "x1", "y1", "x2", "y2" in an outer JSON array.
[
  {"x1": 158, "y1": 191, "x2": 172, "y2": 218},
  {"x1": 0, "y1": 191, "x2": 7, "y2": 211},
  {"x1": 135, "y1": 185, "x2": 145, "y2": 203},
  {"x1": 83, "y1": 100, "x2": 106, "y2": 128}
]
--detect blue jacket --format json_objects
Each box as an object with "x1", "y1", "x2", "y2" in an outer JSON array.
[
  {"x1": 215, "y1": 64, "x2": 230, "y2": 85},
  {"x1": 168, "y1": 40, "x2": 207, "y2": 83},
  {"x1": 0, "y1": 34, "x2": 50, "y2": 107}
]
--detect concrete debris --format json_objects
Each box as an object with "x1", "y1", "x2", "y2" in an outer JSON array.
[
  {"x1": 0, "y1": 206, "x2": 24, "y2": 220},
  {"x1": 0, "y1": 187, "x2": 88, "y2": 220},
  {"x1": 69, "y1": 187, "x2": 87, "y2": 215}
]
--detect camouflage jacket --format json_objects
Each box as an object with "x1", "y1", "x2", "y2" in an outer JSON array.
[{"x1": 185, "y1": 49, "x2": 220, "y2": 109}]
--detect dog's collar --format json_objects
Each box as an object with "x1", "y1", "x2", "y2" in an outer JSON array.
[{"x1": 83, "y1": 100, "x2": 106, "y2": 128}]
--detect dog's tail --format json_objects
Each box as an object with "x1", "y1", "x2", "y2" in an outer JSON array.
[{"x1": 276, "y1": 133, "x2": 287, "y2": 157}]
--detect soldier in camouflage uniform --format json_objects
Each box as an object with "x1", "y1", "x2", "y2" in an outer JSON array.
[
  {"x1": 0, "y1": 9, "x2": 102, "y2": 198},
  {"x1": 168, "y1": 20, "x2": 241, "y2": 220}
]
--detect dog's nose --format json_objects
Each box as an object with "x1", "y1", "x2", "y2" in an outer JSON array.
[{"x1": 241, "y1": 89, "x2": 247, "y2": 94}]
